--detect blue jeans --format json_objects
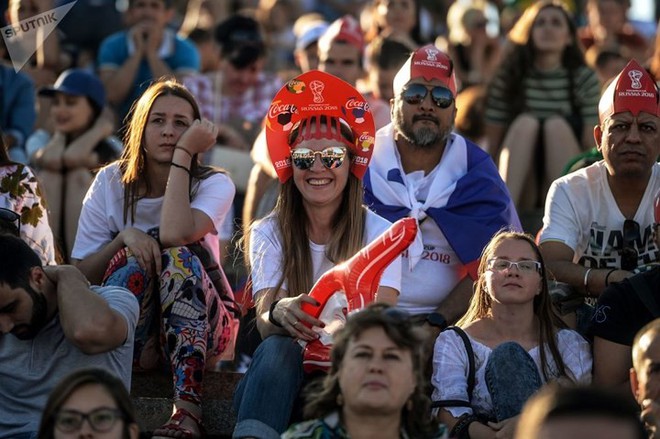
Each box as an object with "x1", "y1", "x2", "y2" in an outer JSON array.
[
  {"x1": 232, "y1": 335, "x2": 304, "y2": 439},
  {"x1": 485, "y1": 342, "x2": 542, "y2": 422}
]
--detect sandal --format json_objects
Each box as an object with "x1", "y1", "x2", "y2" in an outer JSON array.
[{"x1": 152, "y1": 407, "x2": 206, "y2": 438}]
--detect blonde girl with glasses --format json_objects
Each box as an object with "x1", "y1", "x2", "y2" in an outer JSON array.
[{"x1": 432, "y1": 230, "x2": 592, "y2": 439}]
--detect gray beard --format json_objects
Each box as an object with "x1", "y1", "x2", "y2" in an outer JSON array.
[{"x1": 394, "y1": 109, "x2": 453, "y2": 149}]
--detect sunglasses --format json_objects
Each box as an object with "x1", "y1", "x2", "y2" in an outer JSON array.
[
  {"x1": 0, "y1": 208, "x2": 20, "y2": 237},
  {"x1": 291, "y1": 146, "x2": 348, "y2": 171},
  {"x1": 621, "y1": 219, "x2": 639, "y2": 271},
  {"x1": 55, "y1": 408, "x2": 124, "y2": 433},
  {"x1": 400, "y1": 83, "x2": 454, "y2": 109}
]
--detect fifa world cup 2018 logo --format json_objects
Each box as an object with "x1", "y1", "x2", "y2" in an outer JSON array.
[
  {"x1": 310, "y1": 80, "x2": 325, "y2": 103},
  {"x1": 425, "y1": 48, "x2": 439, "y2": 61},
  {"x1": 629, "y1": 70, "x2": 643, "y2": 89}
]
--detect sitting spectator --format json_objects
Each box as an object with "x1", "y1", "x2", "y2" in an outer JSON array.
[
  {"x1": 183, "y1": 14, "x2": 282, "y2": 151},
  {"x1": 586, "y1": 47, "x2": 628, "y2": 87},
  {"x1": 255, "y1": 0, "x2": 301, "y2": 73},
  {"x1": 0, "y1": 235, "x2": 138, "y2": 438},
  {"x1": 454, "y1": 85, "x2": 489, "y2": 151},
  {"x1": 292, "y1": 14, "x2": 328, "y2": 74},
  {"x1": 579, "y1": 0, "x2": 649, "y2": 64},
  {"x1": 363, "y1": 35, "x2": 415, "y2": 122},
  {"x1": 98, "y1": 0, "x2": 200, "y2": 122},
  {"x1": 515, "y1": 384, "x2": 647, "y2": 439},
  {"x1": 28, "y1": 69, "x2": 121, "y2": 260},
  {"x1": 283, "y1": 304, "x2": 447, "y2": 439},
  {"x1": 0, "y1": 39, "x2": 37, "y2": 164},
  {"x1": 71, "y1": 79, "x2": 236, "y2": 439},
  {"x1": 233, "y1": 70, "x2": 401, "y2": 439},
  {"x1": 632, "y1": 319, "x2": 660, "y2": 438},
  {"x1": 363, "y1": 0, "x2": 425, "y2": 49},
  {"x1": 37, "y1": 368, "x2": 139, "y2": 439},
  {"x1": 445, "y1": 0, "x2": 501, "y2": 88},
  {"x1": 539, "y1": 60, "x2": 660, "y2": 331},
  {"x1": 590, "y1": 187, "x2": 660, "y2": 387},
  {"x1": 432, "y1": 230, "x2": 591, "y2": 438},
  {"x1": 0, "y1": 130, "x2": 56, "y2": 264},
  {"x1": 485, "y1": 0, "x2": 601, "y2": 210}
]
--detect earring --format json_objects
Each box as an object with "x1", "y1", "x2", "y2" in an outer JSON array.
[{"x1": 336, "y1": 393, "x2": 344, "y2": 406}]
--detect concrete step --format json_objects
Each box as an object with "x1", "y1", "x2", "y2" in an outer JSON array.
[{"x1": 131, "y1": 371, "x2": 243, "y2": 438}]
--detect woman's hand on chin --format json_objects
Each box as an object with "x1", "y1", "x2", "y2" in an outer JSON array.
[
  {"x1": 176, "y1": 119, "x2": 219, "y2": 156},
  {"x1": 274, "y1": 294, "x2": 325, "y2": 341}
]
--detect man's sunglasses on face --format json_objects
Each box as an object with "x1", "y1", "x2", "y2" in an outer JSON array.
[{"x1": 400, "y1": 83, "x2": 454, "y2": 109}]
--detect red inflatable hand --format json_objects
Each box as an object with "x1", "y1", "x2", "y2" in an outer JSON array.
[{"x1": 301, "y1": 217, "x2": 417, "y2": 318}]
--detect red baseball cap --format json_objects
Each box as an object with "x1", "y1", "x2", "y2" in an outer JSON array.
[
  {"x1": 598, "y1": 59, "x2": 660, "y2": 123},
  {"x1": 393, "y1": 44, "x2": 457, "y2": 97},
  {"x1": 317, "y1": 15, "x2": 365, "y2": 54},
  {"x1": 265, "y1": 70, "x2": 375, "y2": 183}
]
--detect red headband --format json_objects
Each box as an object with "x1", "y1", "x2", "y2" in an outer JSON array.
[
  {"x1": 599, "y1": 59, "x2": 660, "y2": 123},
  {"x1": 265, "y1": 70, "x2": 375, "y2": 183}
]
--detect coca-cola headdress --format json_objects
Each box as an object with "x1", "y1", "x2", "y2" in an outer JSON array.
[
  {"x1": 265, "y1": 70, "x2": 375, "y2": 183},
  {"x1": 598, "y1": 59, "x2": 660, "y2": 124}
]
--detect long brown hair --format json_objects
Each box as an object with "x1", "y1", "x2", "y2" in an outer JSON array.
[
  {"x1": 118, "y1": 77, "x2": 219, "y2": 223},
  {"x1": 487, "y1": 0, "x2": 586, "y2": 121},
  {"x1": 457, "y1": 230, "x2": 569, "y2": 381},
  {"x1": 249, "y1": 116, "x2": 366, "y2": 312}
]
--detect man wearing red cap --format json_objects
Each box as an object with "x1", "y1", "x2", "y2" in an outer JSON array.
[
  {"x1": 364, "y1": 45, "x2": 520, "y2": 327},
  {"x1": 540, "y1": 60, "x2": 660, "y2": 330},
  {"x1": 588, "y1": 187, "x2": 660, "y2": 393}
]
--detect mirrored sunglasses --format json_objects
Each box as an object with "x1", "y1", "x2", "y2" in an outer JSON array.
[
  {"x1": 55, "y1": 408, "x2": 124, "y2": 433},
  {"x1": 291, "y1": 146, "x2": 348, "y2": 171},
  {"x1": 0, "y1": 208, "x2": 20, "y2": 237},
  {"x1": 401, "y1": 83, "x2": 454, "y2": 109}
]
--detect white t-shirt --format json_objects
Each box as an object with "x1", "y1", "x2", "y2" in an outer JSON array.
[
  {"x1": 540, "y1": 161, "x2": 660, "y2": 268},
  {"x1": 397, "y1": 165, "x2": 464, "y2": 315},
  {"x1": 250, "y1": 209, "x2": 402, "y2": 297},
  {"x1": 432, "y1": 328, "x2": 592, "y2": 419},
  {"x1": 71, "y1": 162, "x2": 235, "y2": 263}
]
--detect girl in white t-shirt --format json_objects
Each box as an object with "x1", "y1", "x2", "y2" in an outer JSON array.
[
  {"x1": 432, "y1": 231, "x2": 592, "y2": 438},
  {"x1": 233, "y1": 71, "x2": 402, "y2": 439},
  {"x1": 71, "y1": 79, "x2": 236, "y2": 439}
]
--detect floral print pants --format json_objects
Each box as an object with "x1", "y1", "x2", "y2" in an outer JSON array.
[{"x1": 102, "y1": 246, "x2": 232, "y2": 405}]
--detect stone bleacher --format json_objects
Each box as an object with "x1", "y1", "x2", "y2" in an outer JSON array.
[{"x1": 131, "y1": 370, "x2": 243, "y2": 438}]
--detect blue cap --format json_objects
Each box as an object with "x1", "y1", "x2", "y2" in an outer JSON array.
[{"x1": 39, "y1": 69, "x2": 106, "y2": 110}]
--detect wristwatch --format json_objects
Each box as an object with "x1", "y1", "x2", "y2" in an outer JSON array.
[{"x1": 426, "y1": 312, "x2": 448, "y2": 329}]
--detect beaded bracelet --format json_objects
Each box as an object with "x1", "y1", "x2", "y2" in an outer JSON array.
[
  {"x1": 174, "y1": 146, "x2": 193, "y2": 158},
  {"x1": 170, "y1": 162, "x2": 191, "y2": 176},
  {"x1": 450, "y1": 413, "x2": 478, "y2": 439},
  {"x1": 269, "y1": 299, "x2": 283, "y2": 327}
]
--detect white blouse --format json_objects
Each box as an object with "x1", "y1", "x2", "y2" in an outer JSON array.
[{"x1": 431, "y1": 329, "x2": 592, "y2": 419}]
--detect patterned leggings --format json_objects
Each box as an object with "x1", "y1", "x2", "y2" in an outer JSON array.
[{"x1": 102, "y1": 246, "x2": 232, "y2": 405}]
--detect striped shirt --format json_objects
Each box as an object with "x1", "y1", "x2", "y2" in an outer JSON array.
[{"x1": 485, "y1": 65, "x2": 600, "y2": 129}]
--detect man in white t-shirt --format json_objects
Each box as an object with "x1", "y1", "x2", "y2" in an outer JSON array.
[
  {"x1": 0, "y1": 235, "x2": 138, "y2": 438},
  {"x1": 364, "y1": 45, "x2": 520, "y2": 327},
  {"x1": 539, "y1": 59, "x2": 660, "y2": 302}
]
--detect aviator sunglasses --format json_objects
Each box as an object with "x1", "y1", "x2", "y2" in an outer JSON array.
[
  {"x1": 401, "y1": 83, "x2": 454, "y2": 109},
  {"x1": 291, "y1": 146, "x2": 348, "y2": 170}
]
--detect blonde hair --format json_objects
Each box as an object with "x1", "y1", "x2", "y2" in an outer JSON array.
[{"x1": 457, "y1": 230, "x2": 569, "y2": 381}]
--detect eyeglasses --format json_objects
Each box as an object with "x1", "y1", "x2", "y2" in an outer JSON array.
[
  {"x1": 487, "y1": 258, "x2": 541, "y2": 274},
  {"x1": 54, "y1": 408, "x2": 124, "y2": 433},
  {"x1": 400, "y1": 83, "x2": 454, "y2": 109},
  {"x1": 291, "y1": 146, "x2": 348, "y2": 171},
  {"x1": 621, "y1": 219, "x2": 639, "y2": 271},
  {"x1": 0, "y1": 208, "x2": 20, "y2": 237}
]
